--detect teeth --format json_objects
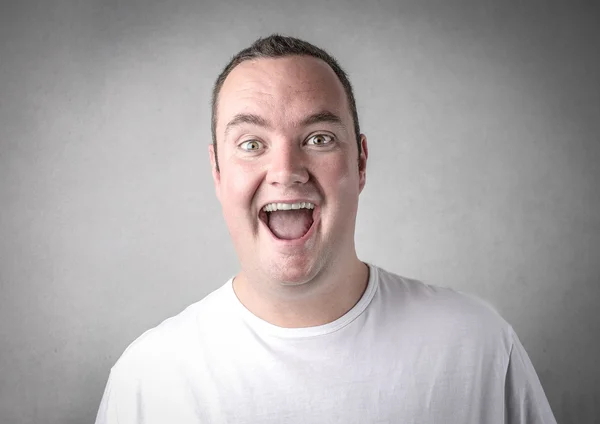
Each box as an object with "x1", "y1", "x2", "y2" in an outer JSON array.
[{"x1": 263, "y1": 202, "x2": 315, "y2": 212}]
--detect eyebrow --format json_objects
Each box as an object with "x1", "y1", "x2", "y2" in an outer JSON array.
[
  {"x1": 299, "y1": 111, "x2": 347, "y2": 131},
  {"x1": 224, "y1": 113, "x2": 272, "y2": 138},
  {"x1": 223, "y1": 110, "x2": 347, "y2": 138}
]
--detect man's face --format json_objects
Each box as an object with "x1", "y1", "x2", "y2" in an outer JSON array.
[{"x1": 210, "y1": 56, "x2": 367, "y2": 285}]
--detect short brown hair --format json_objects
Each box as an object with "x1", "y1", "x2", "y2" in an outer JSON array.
[{"x1": 211, "y1": 34, "x2": 361, "y2": 171}]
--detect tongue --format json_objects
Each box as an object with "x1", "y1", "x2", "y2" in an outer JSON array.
[{"x1": 268, "y1": 209, "x2": 313, "y2": 240}]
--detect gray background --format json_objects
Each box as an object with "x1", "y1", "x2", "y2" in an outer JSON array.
[{"x1": 1, "y1": 0, "x2": 599, "y2": 423}]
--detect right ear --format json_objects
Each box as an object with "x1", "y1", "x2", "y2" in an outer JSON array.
[{"x1": 208, "y1": 144, "x2": 221, "y2": 202}]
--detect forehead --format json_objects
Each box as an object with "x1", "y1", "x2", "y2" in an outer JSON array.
[{"x1": 216, "y1": 56, "x2": 350, "y2": 135}]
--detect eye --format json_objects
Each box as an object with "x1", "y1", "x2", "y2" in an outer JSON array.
[
  {"x1": 306, "y1": 134, "x2": 334, "y2": 146},
  {"x1": 239, "y1": 139, "x2": 263, "y2": 152}
]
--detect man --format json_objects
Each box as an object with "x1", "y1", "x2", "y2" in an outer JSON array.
[{"x1": 96, "y1": 34, "x2": 556, "y2": 423}]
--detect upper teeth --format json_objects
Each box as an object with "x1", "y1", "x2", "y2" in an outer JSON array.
[{"x1": 263, "y1": 202, "x2": 315, "y2": 212}]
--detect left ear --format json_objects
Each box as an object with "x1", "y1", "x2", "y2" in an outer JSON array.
[{"x1": 358, "y1": 134, "x2": 368, "y2": 193}]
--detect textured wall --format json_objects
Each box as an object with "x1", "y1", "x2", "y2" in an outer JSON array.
[{"x1": 1, "y1": 1, "x2": 599, "y2": 423}]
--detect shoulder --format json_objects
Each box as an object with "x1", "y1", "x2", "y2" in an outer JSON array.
[
  {"x1": 372, "y1": 265, "x2": 513, "y2": 354},
  {"x1": 110, "y1": 281, "x2": 233, "y2": 377}
]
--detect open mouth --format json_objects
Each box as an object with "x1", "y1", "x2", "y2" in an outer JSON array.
[{"x1": 258, "y1": 202, "x2": 316, "y2": 240}]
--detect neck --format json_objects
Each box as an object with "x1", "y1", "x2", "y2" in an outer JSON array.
[{"x1": 233, "y1": 258, "x2": 369, "y2": 328}]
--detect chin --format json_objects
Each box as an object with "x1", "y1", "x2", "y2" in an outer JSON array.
[{"x1": 264, "y1": 256, "x2": 324, "y2": 286}]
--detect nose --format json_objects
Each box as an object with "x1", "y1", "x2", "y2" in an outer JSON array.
[{"x1": 265, "y1": 143, "x2": 309, "y2": 186}]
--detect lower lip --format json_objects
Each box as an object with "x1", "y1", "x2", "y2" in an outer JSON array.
[{"x1": 260, "y1": 206, "x2": 321, "y2": 248}]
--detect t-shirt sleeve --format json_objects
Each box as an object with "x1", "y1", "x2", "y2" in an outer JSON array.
[
  {"x1": 95, "y1": 371, "x2": 120, "y2": 424},
  {"x1": 504, "y1": 328, "x2": 557, "y2": 424}
]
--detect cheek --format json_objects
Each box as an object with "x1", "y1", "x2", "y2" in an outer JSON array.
[
  {"x1": 320, "y1": 155, "x2": 360, "y2": 195},
  {"x1": 220, "y1": 163, "x2": 263, "y2": 215}
]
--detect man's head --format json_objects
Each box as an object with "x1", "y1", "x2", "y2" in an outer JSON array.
[
  {"x1": 209, "y1": 35, "x2": 368, "y2": 286},
  {"x1": 211, "y1": 34, "x2": 362, "y2": 171}
]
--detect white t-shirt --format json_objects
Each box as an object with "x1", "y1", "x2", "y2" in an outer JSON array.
[{"x1": 96, "y1": 265, "x2": 556, "y2": 423}]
